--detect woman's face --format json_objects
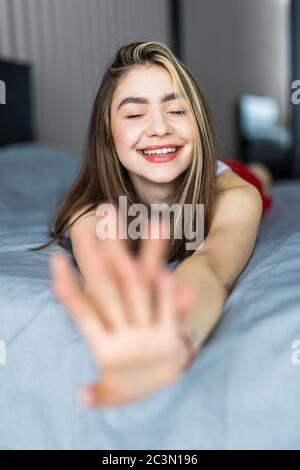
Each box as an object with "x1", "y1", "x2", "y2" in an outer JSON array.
[{"x1": 110, "y1": 64, "x2": 194, "y2": 202}]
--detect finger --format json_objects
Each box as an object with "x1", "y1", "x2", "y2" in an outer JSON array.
[
  {"x1": 49, "y1": 251, "x2": 107, "y2": 354},
  {"x1": 97, "y1": 203, "x2": 154, "y2": 325},
  {"x1": 139, "y1": 214, "x2": 170, "y2": 287},
  {"x1": 95, "y1": 202, "x2": 132, "y2": 265},
  {"x1": 82, "y1": 248, "x2": 131, "y2": 330},
  {"x1": 70, "y1": 224, "x2": 131, "y2": 330},
  {"x1": 112, "y1": 254, "x2": 153, "y2": 325}
]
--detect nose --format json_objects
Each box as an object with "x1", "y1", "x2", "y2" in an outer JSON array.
[{"x1": 145, "y1": 110, "x2": 172, "y2": 137}]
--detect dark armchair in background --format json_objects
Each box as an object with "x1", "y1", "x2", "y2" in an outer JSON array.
[
  {"x1": 238, "y1": 95, "x2": 292, "y2": 180},
  {"x1": 0, "y1": 59, "x2": 36, "y2": 148}
]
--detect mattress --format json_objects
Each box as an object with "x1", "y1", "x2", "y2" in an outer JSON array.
[{"x1": 0, "y1": 144, "x2": 300, "y2": 449}]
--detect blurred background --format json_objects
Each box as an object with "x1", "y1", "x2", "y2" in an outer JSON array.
[{"x1": 0, "y1": 0, "x2": 298, "y2": 180}]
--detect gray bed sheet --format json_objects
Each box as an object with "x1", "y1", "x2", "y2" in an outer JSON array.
[{"x1": 0, "y1": 144, "x2": 300, "y2": 449}]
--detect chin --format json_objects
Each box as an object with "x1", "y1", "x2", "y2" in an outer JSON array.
[{"x1": 146, "y1": 173, "x2": 180, "y2": 184}]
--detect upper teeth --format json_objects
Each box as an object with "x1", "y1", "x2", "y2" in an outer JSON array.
[{"x1": 142, "y1": 147, "x2": 178, "y2": 155}]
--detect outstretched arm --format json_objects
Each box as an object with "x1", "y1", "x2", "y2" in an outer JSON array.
[
  {"x1": 50, "y1": 170, "x2": 263, "y2": 406},
  {"x1": 174, "y1": 170, "x2": 263, "y2": 353}
]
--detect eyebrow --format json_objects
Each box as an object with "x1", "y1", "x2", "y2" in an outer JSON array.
[{"x1": 117, "y1": 92, "x2": 181, "y2": 110}]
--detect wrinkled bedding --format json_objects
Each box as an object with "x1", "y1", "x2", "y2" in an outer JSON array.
[{"x1": 0, "y1": 144, "x2": 300, "y2": 449}]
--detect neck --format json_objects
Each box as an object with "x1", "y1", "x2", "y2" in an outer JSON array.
[{"x1": 130, "y1": 174, "x2": 180, "y2": 207}]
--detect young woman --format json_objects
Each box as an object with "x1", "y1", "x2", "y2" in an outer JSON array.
[{"x1": 32, "y1": 41, "x2": 273, "y2": 408}]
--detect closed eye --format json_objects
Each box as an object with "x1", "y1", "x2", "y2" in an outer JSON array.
[
  {"x1": 170, "y1": 110, "x2": 186, "y2": 115},
  {"x1": 126, "y1": 114, "x2": 144, "y2": 119},
  {"x1": 126, "y1": 111, "x2": 186, "y2": 119}
]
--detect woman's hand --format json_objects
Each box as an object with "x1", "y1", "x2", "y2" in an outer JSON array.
[{"x1": 49, "y1": 208, "x2": 196, "y2": 407}]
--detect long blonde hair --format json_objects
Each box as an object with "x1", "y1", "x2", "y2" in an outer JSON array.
[{"x1": 30, "y1": 41, "x2": 218, "y2": 262}]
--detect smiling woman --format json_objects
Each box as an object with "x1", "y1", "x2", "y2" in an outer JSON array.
[
  {"x1": 110, "y1": 63, "x2": 195, "y2": 204},
  {"x1": 29, "y1": 41, "x2": 253, "y2": 261},
  {"x1": 29, "y1": 41, "x2": 264, "y2": 407}
]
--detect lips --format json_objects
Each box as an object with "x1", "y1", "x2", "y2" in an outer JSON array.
[{"x1": 137, "y1": 146, "x2": 183, "y2": 163}]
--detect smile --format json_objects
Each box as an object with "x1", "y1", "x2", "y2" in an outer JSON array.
[{"x1": 136, "y1": 146, "x2": 183, "y2": 163}]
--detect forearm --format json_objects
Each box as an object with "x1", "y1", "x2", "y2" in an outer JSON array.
[{"x1": 173, "y1": 253, "x2": 229, "y2": 353}]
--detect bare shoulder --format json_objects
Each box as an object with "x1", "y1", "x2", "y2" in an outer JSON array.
[
  {"x1": 67, "y1": 206, "x2": 101, "y2": 280},
  {"x1": 215, "y1": 167, "x2": 263, "y2": 219},
  {"x1": 68, "y1": 206, "x2": 98, "y2": 237},
  {"x1": 216, "y1": 168, "x2": 255, "y2": 194}
]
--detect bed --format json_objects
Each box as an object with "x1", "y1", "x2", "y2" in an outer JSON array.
[{"x1": 0, "y1": 143, "x2": 300, "y2": 450}]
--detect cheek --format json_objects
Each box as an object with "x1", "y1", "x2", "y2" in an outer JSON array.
[
  {"x1": 114, "y1": 123, "x2": 140, "y2": 149},
  {"x1": 180, "y1": 121, "x2": 194, "y2": 143}
]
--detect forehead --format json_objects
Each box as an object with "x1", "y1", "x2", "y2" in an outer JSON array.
[{"x1": 112, "y1": 64, "x2": 175, "y2": 104}]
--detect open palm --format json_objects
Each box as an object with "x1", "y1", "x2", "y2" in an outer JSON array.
[{"x1": 49, "y1": 209, "x2": 195, "y2": 407}]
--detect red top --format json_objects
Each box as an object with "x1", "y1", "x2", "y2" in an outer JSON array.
[{"x1": 219, "y1": 157, "x2": 273, "y2": 214}]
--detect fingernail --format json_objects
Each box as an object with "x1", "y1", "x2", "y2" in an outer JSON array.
[{"x1": 76, "y1": 388, "x2": 95, "y2": 407}]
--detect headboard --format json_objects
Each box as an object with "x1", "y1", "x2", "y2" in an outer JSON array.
[{"x1": 0, "y1": 59, "x2": 36, "y2": 147}]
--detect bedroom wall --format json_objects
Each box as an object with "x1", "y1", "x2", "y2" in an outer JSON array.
[
  {"x1": 180, "y1": 0, "x2": 291, "y2": 157},
  {"x1": 0, "y1": 0, "x2": 171, "y2": 154}
]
